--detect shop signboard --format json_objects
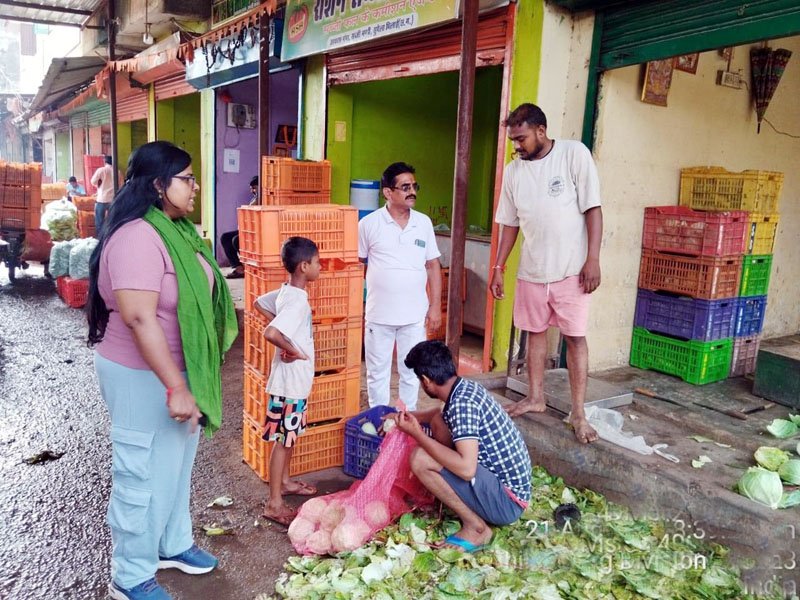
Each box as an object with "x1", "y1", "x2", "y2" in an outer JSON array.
[{"x1": 281, "y1": 0, "x2": 459, "y2": 61}]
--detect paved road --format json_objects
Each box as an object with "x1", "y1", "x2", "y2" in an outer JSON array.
[{"x1": 0, "y1": 268, "x2": 350, "y2": 599}]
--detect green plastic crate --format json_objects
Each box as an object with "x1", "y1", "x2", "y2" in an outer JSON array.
[
  {"x1": 739, "y1": 254, "x2": 773, "y2": 297},
  {"x1": 630, "y1": 327, "x2": 733, "y2": 385}
]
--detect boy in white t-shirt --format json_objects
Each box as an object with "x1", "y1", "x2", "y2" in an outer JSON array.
[{"x1": 254, "y1": 237, "x2": 321, "y2": 526}]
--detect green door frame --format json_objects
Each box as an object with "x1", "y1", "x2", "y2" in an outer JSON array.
[{"x1": 581, "y1": 0, "x2": 800, "y2": 148}]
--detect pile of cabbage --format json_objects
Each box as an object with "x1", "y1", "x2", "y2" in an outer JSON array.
[
  {"x1": 738, "y1": 441, "x2": 800, "y2": 510},
  {"x1": 273, "y1": 467, "x2": 775, "y2": 600}
]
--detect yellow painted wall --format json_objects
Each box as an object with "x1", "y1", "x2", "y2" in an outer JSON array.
[{"x1": 573, "y1": 36, "x2": 800, "y2": 370}]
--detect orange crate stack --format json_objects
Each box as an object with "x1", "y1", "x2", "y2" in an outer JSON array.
[
  {"x1": 240, "y1": 176, "x2": 363, "y2": 482},
  {"x1": 76, "y1": 210, "x2": 95, "y2": 238},
  {"x1": 0, "y1": 162, "x2": 42, "y2": 230},
  {"x1": 261, "y1": 156, "x2": 331, "y2": 192},
  {"x1": 426, "y1": 266, "x2": 465, "y2": 341},
  {"x1": 237, "y1": 204, "x2": 358, "y2": 268},
  {"x1": 242, "y1": 414, "x2": 345, "y2": 483}
]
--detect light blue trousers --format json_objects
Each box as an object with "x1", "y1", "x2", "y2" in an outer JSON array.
[{"x1": 95, "y1": 353, "x2": 200, "y2": 589}]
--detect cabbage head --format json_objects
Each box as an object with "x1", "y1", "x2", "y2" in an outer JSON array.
[
  {"x1": 737, "y1": 467, "x2": 783, "y2": 509},
  {"x1": 777, "y1": 459, "x2": 800, "y2": 485},
  {"x1": 766, "y1": 419, "x2": 798, "y2": 439},
  {"x1": 754, "y1": 446, "x2": 791, "y2": 471}
]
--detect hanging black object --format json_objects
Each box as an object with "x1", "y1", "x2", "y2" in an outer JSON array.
[{"x1": 750, "y1": 47, "x2": 792, "y2": 133}]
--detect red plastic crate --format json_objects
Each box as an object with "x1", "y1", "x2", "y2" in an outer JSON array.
[
  {"x1": 0, "y1": 206, "x2": 39, "y2": 230},
  {"x1": 244, "y1": 311, "x2": 362, "y2": 375},
  {"x1": 260, "y1": 189, "x2": 331, "y2": 206},
  {"x1": 642, "y1": 206, "x2": 748, "y2": 256},
  {"x1": 237, "y1": 204, "x2": 358, "y2": 268},
  {"x1": 83, "y1": 155, "x2": 106, "y2": 194},
  {"x1": 730, "y1": 335, "x2": 761, "y2": 377},
  {"x1": 57, "y1": 276, "x2": 89, "y2": 308},
  {"x1": 638, "y1": 250, "x2": 741, "y2": 300},
  {"x1": 261, "y1": 156, "x2": 331, "y2": 192},
  {"x1": 243, "y1": 364, "x2": 360, "y2": 425},
  {"x1": 242, "y1": 414, "x2": 344, "y2": 483},
  {"x1": 243, "y1": 261, "x2": 363, "y2": 322}
]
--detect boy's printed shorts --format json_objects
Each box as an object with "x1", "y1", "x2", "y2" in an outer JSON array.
[{"x1": 263, "y1": 395, "x2": 307, "y2": 448}]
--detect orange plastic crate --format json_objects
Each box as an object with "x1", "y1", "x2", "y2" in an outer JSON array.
[
  {"x1": 261, "y1": 156, "x2": 331, "y2": 192},
  {"x1": 260, "y1": 189, "x2": 331, "y2": 206},
  {"x1": 243, "y1": 261, "x2": 363, "y2": 321},
  {"x1": 242, "y1": 414, "x2": 344, "y2": 482},
  {"x1": 56, "y1": 276, "x2": 89, "y2": 308},
  {"x1": 638, "y1": 249, "x2": 741, "y2": 300},
  {"x1": 243, "y1": 364, "x2": 360, "y2": 425},
  {"x1": 244, "y1": 311, "x2": 362, "y2": 375},
  {"x1": 0, "y1": 206, "x2": 39, "y2": 230},
  {"x1": 73, "y1": 195, "x2": 96, "y2": 212},
  {"x1": 238, "y1": 204, "x2": 358, "y2": 268}
]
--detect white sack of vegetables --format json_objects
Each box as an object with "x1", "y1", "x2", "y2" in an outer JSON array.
[
  {"x1": 48, "y1": 240, "x2": 77, "y2": 278},
  {"x1": 42, "y1": 199, "x2": 78, "y2": 242},
  {"x1": 288, "y1": 429, "x2": 433, "y2": 556},
  {"x1": 68, "y1": 237, "x2": 98, "y2": 280}
]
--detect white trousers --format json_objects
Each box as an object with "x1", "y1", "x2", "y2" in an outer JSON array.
[{"x1": 364, "y1": 320, "x2": 426, "y2": 411}]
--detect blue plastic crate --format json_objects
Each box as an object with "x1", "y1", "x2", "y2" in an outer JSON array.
[
  {"x1": 633, "y1": 289, "x2": 737, "y2": 341},
  {"x1": 343, "y1": 406, "x2": 396, "y2": 479},
  {"x1": 734, "y1": 296, "x2": 767, "y2": 336}
]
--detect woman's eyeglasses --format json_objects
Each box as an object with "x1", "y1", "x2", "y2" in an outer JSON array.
[
  {"x1": 390, "y1": 183, "x2": 420, "y2": 193},
  {"x1": 173, "y1": 175, "x2": 197, "y2": 186}
]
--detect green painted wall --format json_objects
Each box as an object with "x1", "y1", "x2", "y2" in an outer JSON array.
[
  {"x1": 156, "y1": 94, "x2": 202, "y2": 223},
  {"x1": 327, "y1": 67, "x2": 501, "y2": 231},
  {"x1": 302, "y1": 55, "x2": 327, "y2": 160},
  {"x1": 490, "y1": 0, "x2": 545, "y2": 370},
  {"x1": 55, "y1": 131, "x2": 70, "y2": 181}
]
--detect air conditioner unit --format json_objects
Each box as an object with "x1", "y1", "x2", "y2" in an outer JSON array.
[{"x1": 227, "y1": 103, "x2": 256, "y2": 129}]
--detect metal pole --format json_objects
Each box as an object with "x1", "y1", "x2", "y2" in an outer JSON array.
[
  {"x1": 258, "y1": 11, "x2": 271, "y2": 204},
  {"x1": 107, "y1": 0, "x2": 119, "y2": 192},
  {"x1": 446, "y1": 0, "x2": 479, "y2": 362}
]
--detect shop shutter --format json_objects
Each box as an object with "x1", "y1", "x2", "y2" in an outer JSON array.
[
  {"x1": 87, "y1": 103, "x2": 111, "y2": 127},
  {"x1": 327, "y1": 5, "x2": 512, "y2": 85},
  {"x1": 599, "y1": 0, "x2": 800, "y2": 70},
  {"x1": 69, "y1": 111, "x2": 89, "y2": 130},
  {"x1": 154, "y1": 72, "x2": 197, "y2": 101},
  {"x1": 116, "y1": 90, "x2": 149, "y2": 122}
]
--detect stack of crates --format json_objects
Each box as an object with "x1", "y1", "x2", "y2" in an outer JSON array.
[
  {"x1": 632, "y1": 206, "x2": 747, "y2": 384},
  {"x1": 0, "y1": 161, "x2": 42, "y2": 230},
  {"x1": 679, "y1": 167, "x2": 782, "y2": 377},
  {"x1": 239, "y1": 157, "x2": 363, "y2": 483},
  {"x1": 73, "y1": 195, "x2": 96, "y2": 238},
  {"x1": 426, "y1": 266, "x2": 466, "y2": 341},
  {"x1": 83, "y1": 155, "x2": 106, "y2": 195}
]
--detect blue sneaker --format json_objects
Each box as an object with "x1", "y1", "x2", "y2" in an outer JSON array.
[
  {"x1": 108, "y1": 578, "x2": 172, "y2": 600},
  {"x1": 158, "y1": 544, "x2": 218, "y2": 575}
]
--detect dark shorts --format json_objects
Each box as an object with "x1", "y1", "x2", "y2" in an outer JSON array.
[
  {"x1": 263, "y1": 395, "x2": 307, "y2": 448},
  {"x1": 439, "y1": 463, "x2": 524, "y2": 526}
]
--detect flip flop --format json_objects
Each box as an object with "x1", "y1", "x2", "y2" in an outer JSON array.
[
  {"x1": 440, "y1": 534, "x2": 487, "y2": 553},
  {"x1": 282, "y1": 481, "x2": 317, "y2": 497},
  {"x1": 261, "y1": 508, "x2": 297, "y2": 528}
]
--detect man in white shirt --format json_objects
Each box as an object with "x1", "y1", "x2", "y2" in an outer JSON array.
[
  {"x1": 490, "y1": 103, "x2": 603, "y2": 444},
  {"x1": 358, "y1": 162, "x2": 442, "y2": 411},
  {"x1": 91, "y1": 155, "x2": 117, "y2": 235}
]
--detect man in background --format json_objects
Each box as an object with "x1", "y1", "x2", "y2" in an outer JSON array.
[{"x1": 90, "y1": 156, "x2": 116, "y2": 235}]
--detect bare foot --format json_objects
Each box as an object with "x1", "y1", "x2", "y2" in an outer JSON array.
[
  {"x1": 282, "y1": 480, "x2": 317, "y2": 496},
  {"x1": 569, "y1": 416, "x2": 598, "y2": 444},
  {"x1": 505, "y1": 398, "x2": 547, "y2": 417}
]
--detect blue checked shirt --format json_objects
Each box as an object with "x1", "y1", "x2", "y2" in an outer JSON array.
[{"x1": 442, "y1": 378, "x2": 532, "y2": 503}]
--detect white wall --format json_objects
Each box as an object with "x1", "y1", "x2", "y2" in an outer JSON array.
[{"x1": 588, "y1": 37, "x2": 800, "y2": 370}]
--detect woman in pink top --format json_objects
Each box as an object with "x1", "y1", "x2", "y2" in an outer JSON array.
[{"x1": 86, "y1": 142, "x2": 237, "y2": 600}]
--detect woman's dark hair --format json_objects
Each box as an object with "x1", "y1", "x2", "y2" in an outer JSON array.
[
  {"x1": 281, "y1": 236, "x2": 319, "y2": 274},
  {"x1": 87, "y1": 141, "x2": 192, "y2": 346},
  {"x1": 381, "y1": 162, "x2": 415, "y2": 190},
  {"x1": 404, "y1": 341, "x2": 457, "y2": 385}
]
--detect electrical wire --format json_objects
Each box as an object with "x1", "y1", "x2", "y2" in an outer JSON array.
[{"x1": 738, "y1": 80, "x2": 800, "y2": 138}]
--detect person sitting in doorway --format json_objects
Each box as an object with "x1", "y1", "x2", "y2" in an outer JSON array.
[
  {"x1": 66, "y1": 176, "x2": 86, "y2": 200},
  {"x1": 220, "y1": 176, "x2": 258, "y2": 279}
]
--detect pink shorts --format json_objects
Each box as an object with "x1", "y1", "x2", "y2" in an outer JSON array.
[{"x1": 513, "y1": 276, "x2": 591, "y2": 337}]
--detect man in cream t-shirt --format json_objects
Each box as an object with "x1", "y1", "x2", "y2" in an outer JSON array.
[
  {"x1": 490, "y1": 103, "x2": 603, "y2": 445},
  {"x1": 359, "y1": 162, "x2": 442, "y2": 411}
]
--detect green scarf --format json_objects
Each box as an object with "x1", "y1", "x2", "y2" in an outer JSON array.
[{"x1": 143, "y1": 206, "x2": 238, "y2": 437}]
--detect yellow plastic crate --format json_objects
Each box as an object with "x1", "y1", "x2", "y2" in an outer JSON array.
[
  {"x1": 242, "y1": 414, "x2": 344, "y2": 482},
  {"x1": 679, "y1": 167, "x2": 783, "y2": 213},
  {"x1": 746, "y1": 212, "x2": 779, "y2": 255}
]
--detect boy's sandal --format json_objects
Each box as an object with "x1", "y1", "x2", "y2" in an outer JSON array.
[
  {"x1": 283, "y1": 481, "x2": 317, "y2": 496},
  {"x1": 261, "y1": 508, "x2": 297, "y2": 528}
]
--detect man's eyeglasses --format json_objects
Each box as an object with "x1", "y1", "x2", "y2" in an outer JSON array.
[
  {"x1": 390, "y1": 183, "x2": 420, "y2": 193},
  {"x1": 173, "y1": 175, "x2": 197, "y2": 186}
]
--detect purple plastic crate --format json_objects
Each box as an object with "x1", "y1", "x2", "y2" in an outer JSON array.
[
  {"x1": 734, "y1": 296, "x2": 767, "y2": 337},
  {"x1": 633, "y1": 289, "x2": 737, "y2": 341}
]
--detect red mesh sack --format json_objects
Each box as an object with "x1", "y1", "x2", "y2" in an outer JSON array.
[{"x1": 289, "y1": 429, "x2": 433, "y2": 555}]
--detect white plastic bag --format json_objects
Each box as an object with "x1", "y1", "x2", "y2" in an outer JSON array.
[
  {"x1": 42, "y1": 199, "x2": 78, "y2": 241},
  {"x1": 48, "y1": 239, "x2": 78, "y2": 278},
  {"x1": 582, "y1": 406, "x2": 679, "y2": 463},
  {"x1": 68, "y1": 237, "x2": 98, "y2": 280}
]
